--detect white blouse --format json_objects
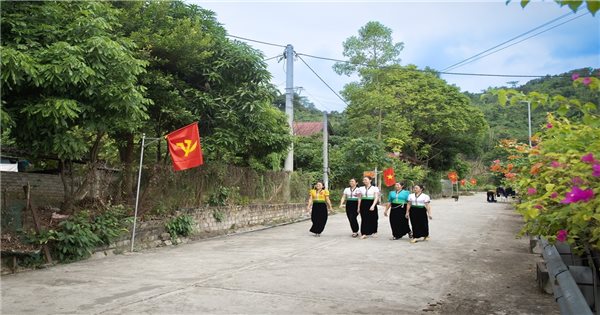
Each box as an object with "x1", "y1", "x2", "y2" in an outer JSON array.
[
  {"x1": 343, "y1": 187, "x2": 360, "y2": 199},
  {"x1": 357, "y1": 185, "x2": 380, "y2": 198},
  {"x1": 408, "y1": 193, "x2": 431, "y2": 207}
]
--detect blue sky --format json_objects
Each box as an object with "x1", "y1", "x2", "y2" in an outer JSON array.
[{"x1": 194, "y1": 1, "x2": 599, "y2": 112}]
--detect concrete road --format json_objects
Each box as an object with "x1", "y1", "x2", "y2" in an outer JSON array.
[{"x1": 1, "y1": 193, "x2": 558, "y2": 314}]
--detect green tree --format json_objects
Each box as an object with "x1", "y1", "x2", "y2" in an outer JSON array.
[
  {"x1": 1, "y1": 1, "x2": 149, "y2": 208},
  {"x1": 333, "y1": 21, "x2": 404, "y2": 77},
  {"x1": 508, "y1": 0, "x2": 600, "y2": 15}
]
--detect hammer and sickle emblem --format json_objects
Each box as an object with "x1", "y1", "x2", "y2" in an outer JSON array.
[{"x1": 175, "y1": 139, "x2": 198, "y2": 157}]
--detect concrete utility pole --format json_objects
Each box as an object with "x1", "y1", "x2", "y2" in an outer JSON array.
[
  {"x1": 323, "y1": 111, "x2": 329, "y2": 189},
  {"x1": 284, "y1": 44, "x2": 294, "y2": 172}
]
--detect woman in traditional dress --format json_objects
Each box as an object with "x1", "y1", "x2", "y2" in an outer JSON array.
[
  {"x1": 384, "y1": 182, "x2": 411, "y2": 240},
  {"x1": 406, "y1": 184, "x2": 432, "y2": 243},
  {"x1": 306, "y1": 180, "x2": 332, "y2": 237},
  {"x1": 339, "y1": 178, "x2": 360, "y2": 237},
  {"x1": 357, "y1": 176, "x2": 380, "y2": 239}
]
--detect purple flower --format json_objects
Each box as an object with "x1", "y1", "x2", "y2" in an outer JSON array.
[
  {"x1": 527, "y1": 187, "x2": 537, "y2": 195},
  {"x1": 546, "y1": 123, "x2": 553, "y2": 129},
  {"x1": 534, "y1": 204, "x2": 542, "y2": 209},
  {"x1": 583, "y1": 77, "x2": 592, "y2": 86},
  {"x1": 561, "y1": 186, "x2": 595, "y2": 204},
  {"x1": 550, "y1": 161, "x2": 561, "y2": 168},
  {"x1": 593, "y1": 164, "x2": 600, "y2": 177},
  {"x1": 550, "y1": 192, "x2": 558, "y2": 198},
  {"x1": 582, "y1": 153, "x2": 596, "y2": 164},
  {"x1": 572, "y1": 177, "x2": 584, "y2": 185},
  {"x1": 556, "y1": 229, "x2": 568, "y2": 242},
  {"x1": 572, "y1": 73, "x2": 580, "y2": 80}
]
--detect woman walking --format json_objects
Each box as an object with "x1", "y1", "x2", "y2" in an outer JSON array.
[
  {"x1": 307, "y1": 181, "x2": 332, "y2": 237},
  {"x1": 339, "y1": 178, "x2": 360, "y2": 237},
  {"x1": 384, "y1": 182, "x2": 411, "y2": 240},
  {"x1": 358, "y1": 176, "x2": 380, "y2": 239},
  {"x1": 406, "y1": 184, "x2": 432, "y2": 243}
]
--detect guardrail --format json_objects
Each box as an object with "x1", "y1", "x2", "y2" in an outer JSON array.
[{"x1": 540, "y1": 238, "x2": 593, "y2": 315}]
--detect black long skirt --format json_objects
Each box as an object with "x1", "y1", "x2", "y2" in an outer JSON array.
[
  {"x1": 409, "y1": 207, "x2": 429, "y2": 238},
  {"x1": 345, "y1": 200, "x2": 359, "y2": 233},
  {"x1": 360, "y1": 199, "x2": 378, "y2": 236},
  {"x1": 390, "y1": 204, "x2": 411, "y2": 238},
  {"x1": 310, "y1": 203, "x2": 328, "y2": 234}
]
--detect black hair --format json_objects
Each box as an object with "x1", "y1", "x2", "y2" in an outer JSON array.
[
  {"x1": 314, "y1": 180, "x2": 324, "y2": 189},
  {"x1": 414, "y1": 184, "x2": 425, "y2": 190},
  {"x1": 363, "y1": 176, "x2": 373, "y2": 182},
  {"x1": 396, "y1": 182, "x2": 405, "y2": 187}
]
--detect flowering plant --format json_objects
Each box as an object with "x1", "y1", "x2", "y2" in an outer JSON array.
[{"x1": 489, "y1": 78, "x2": 599, "y2": 252}]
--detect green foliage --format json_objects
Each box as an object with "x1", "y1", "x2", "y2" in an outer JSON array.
[
  {"x1": 333, "y1": 21, "x2": 404, "y2": 76},
  {"x1": 490, "y1": 82, "x2": 600, "y2": 252},
  {"x1": 207, "y1": 186, "x2": 239, "y2": 206},
  {"x1": 508, "y1": 0, "x2": 600, "y2": 15},
  {"x1": 212, "y1": 209, "x2": 226, "y2": 223},
  {"x1": 341, "y1": 65, "x2": 487, "y2": 171},
  {"x1": 165, "y1": 214, "x2": 195, "y2": 240},
  {"x1": 24, "y1": 207, "x2": 131, "y2": 262}
]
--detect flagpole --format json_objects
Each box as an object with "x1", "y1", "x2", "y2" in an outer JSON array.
[
  {"x1": 130, "y1": 134, "x2": 161, "y2": 252},
  {"x1": 131, "y1": 134, "x2": 146, "y2": 252}
]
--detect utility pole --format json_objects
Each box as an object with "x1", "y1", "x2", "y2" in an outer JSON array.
[
  {"x1": 284, "y1": 44, "x2": 294, "y2": 172},
  {"x1": 323, "y1": 111, "x2": 329, "y2": 189},
  {"x1": 283, "y1": 44, "x2": 294, "y2": 202}
]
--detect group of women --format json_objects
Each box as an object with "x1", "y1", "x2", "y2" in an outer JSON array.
[{"x1": 306, "y1": 176, "x2": 432, "y2": 243}]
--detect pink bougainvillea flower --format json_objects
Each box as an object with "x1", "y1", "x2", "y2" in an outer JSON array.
[
  {"x1": 556, "y1": 229, "x2": 568, "y2": 242},
  {"x1": 572, "y1": 177, "x2": 584, "y2": 185},
  {"x1": 583, "y1": 77, "x2": 592, "y2": 86},
  {"x1": 533, "y1": 204, "x2": 542, "y2": 209},
  {"x1": 572, "y1": 73, "x2": 580, "y2": 80},
  {"x1": 561, "y1": 186, "x2": 594, "y2": 204},
  {"x1": 550, "y1": 192, "x2": 558, "y2": 198},
  {"x1": 593, "y1": 164, "x2": 600, "y2": 177},
  {"x1": 546, "y1": 123, "x2": 553, "y2": 129},
  {"x1": 493, "y1": 159, "x2": 500, "y2": 164},
  {"x1": 582, "y1": 153, "x2": 596, "y2": 164},
  {"x1": 527, "y1": 187, "x2": 537, "y2": 195},
  {"x1": 550, "y1": 161, "x2": 561, "y2": 168}
]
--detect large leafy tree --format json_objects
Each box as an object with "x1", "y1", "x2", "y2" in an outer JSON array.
[
  {"x1": 116, "y1": 1, "x2": 291, "y2": 172},
  {"x1": 1, "y1": 1, "x2": 149, "y2": 207},
  {"x1": 343, "y1": 65, "x2": 488, "y2": 171}
]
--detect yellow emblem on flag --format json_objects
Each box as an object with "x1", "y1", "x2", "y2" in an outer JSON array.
[{"x1": 176, "y1": 139, "x2": 198, "y2": 157}]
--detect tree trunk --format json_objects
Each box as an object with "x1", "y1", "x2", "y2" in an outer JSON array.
[{"x1": 59, "y1": 159, "x2": 74, "y2": 212}]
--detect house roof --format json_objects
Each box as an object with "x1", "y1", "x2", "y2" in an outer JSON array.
[{"x1": 293, "y1": 122, "x2": 324, "y2": 136}]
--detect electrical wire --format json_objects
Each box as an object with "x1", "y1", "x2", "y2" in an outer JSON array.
[
  {"x1": 296, "y1": 53, "x2": 557, "y2": 78},
  {"x1": 444, "y1": 12, "x2": 590, "y2": 71},
  {"x1": 296, "y1": 54, "x2": 349, "y2": 107},
  {"x1": 227, "y1": 34, "x2": 286, "y2": 48},
  {"x1": 442, "y1": 12, "x2": 575, "y2": 71}
]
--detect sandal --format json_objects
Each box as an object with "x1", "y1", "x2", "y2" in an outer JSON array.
[
  {"x1": 352, "y1": 233, "x2": 359, "y2": 238},
  {"x1": 360, "y1": 235, "x2": 367, "y2": 239}
]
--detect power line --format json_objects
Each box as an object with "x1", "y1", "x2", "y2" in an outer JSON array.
[
  {"x1": 296, "y1": 53, "x2": 559, "y2": 78},
  {"x1": 445, "y1": 12, "x2": 590, "y2": 71},
  {"x1": 264, "y1": 55, "x2": 282, "y2": 62},
  {"x1": 296, "y1": 54, "x2": 349, "y2": 107},
  {"x1": 298, "y1": 87, "x2": 340, "y2": 113},
  {"x1": 227, "y1": 34, "x2": 286, "y2": 48},
  {"x1": 443, "y1": 12, "x2": 574, "y2": 72}
]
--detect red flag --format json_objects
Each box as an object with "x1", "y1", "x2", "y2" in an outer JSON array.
[
  {"x1": 165, "y1": 122, "x2": 204, "y2": 171},
  {"x1": 383, "y1": 167, "x2": 395, "y2": 187}
]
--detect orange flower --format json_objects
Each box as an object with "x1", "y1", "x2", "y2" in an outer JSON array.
[
  {"x1": 490, "y1": 164, "x2": 502, "y2": 172},
  {"x1": 516, "y1": 145, "x2": 527, "y2": 152},
  {"x1": 507, "y1": 163, "x2": 514, "y2": 172},
  {"x1": 505, "y1": 173, "x2": 516, "y2": 180},
  {"x1": 530, "y1": 162, "x2": 543, "y2": 175},
  {"x1": 507, "y1": 155, "x2": 520, "y2": 160}
]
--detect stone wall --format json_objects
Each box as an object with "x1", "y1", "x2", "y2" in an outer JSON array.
[{"x1": 92, "y1": 203, "x2": 307, "y2": 257}]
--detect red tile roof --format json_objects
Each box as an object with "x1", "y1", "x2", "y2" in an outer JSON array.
[{"x1": 293, "y1": 122, "x2": 324, "y2": 136}]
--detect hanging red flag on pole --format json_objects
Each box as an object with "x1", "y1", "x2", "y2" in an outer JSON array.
[
  {"x1": 383, "y1": 167, "x2": 396, "y2": 187},
  {"x1": 165, "y1": 122, "x2": 204, "y2": 171}
]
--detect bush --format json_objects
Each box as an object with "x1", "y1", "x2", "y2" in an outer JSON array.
[
  {"x1": 25, "y1": 206, "x2": 132, "y2": 262},
  {"x1": 165, "y1": 214, "x2": 195, "y2": 241}
]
